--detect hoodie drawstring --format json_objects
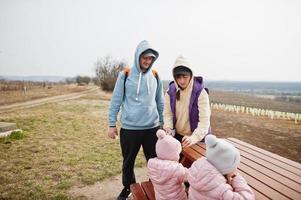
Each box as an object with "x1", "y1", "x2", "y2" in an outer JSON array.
[
  {"x1": 136, "y1": 72, "x2": 142, "y2": 101},
  {"x1": 146, "y1": 74, "x2": 150, "y2": 95}
]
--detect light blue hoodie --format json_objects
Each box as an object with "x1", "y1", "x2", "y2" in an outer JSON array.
[{"x1": 108, "y1": 40, "x2": 164, "y2": 130}]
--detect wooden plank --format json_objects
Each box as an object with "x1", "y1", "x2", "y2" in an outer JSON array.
[
  {"x1": 185, "y1": 143, "x2": 275, "y2": 199},
  {"x1": 191, "y1": 143, "x2": 206, "y2": 156},
  {"x1": 130, "y1": 183, "x2": 148, "y2": 200},
  {"x1": 194, "y1": 141, "x2": 301, "y2": 185},
  {"x1": 229, "y1": 139, "x2": 301, "y2": 175},
  {"x1": 191, "y1": 141, "x2": 301, "y2": 198},
  {"x1": 239, "y1": 170, "x2": 275, "y2": 200},
  {"x1": 180, "y1": 156, "x2": 193, "y2": 168},
  {"x1": 228, "y1": 137, "x2": 301, "y2": 170},
  {"x1": 181, "y1": 146, "x2": 202, "y2": 162},
  {"x1": 239, "y1": 169, "x2": 289, "y2": 200},
  {"x1": 228, "y1": 141, "x2": 301, "y2": 183},
  {"x1": 191, "y1": 143, "x2": 300, "y2": 198},
  {"x1": 141, "y1": 181, "x2": 155, "y2": 200},
  {"x1": 239, "y1": 162, "x2": 301, "y2": 199},
  {"x1": 239, "y1": 155, "x2": 301, "y2": 193},
  {"x1": 170, "y1": 138, "x2": 301, "y2": 200}
]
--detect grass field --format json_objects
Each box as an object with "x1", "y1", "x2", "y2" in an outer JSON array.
[
  {"x1": 0, "y1": 88, "x2": 300, "y2": 199},
  {"x1": 0, "y1": 90, "x2": 146, "y2": 200},
  {"x1": 0, "y1": 84, "x2": 90, "y2": 106}
]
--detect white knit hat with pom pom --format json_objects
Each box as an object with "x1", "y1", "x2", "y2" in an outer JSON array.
[
  {"x1": 156, "y1": 129, "x2": 182, "y2": 161},
  {"x1": 205, "y1": 135, "x2": 240, "y2": 175}
]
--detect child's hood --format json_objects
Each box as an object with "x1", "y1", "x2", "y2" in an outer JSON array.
[
  {"x1": 147, "y1": 158, "x2": 185, "y2": 184},
  {"x1": 188, "y1": 157, "x2": 227, "y2": 191}
]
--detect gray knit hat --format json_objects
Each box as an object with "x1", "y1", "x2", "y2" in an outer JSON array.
[{"x1": 205, "y1": 135, "x2": 240, "y2": 175}]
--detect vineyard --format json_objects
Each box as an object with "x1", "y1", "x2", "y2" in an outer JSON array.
[{"x1": 211, "y1": 102, "x2": 301, "y2": 123}]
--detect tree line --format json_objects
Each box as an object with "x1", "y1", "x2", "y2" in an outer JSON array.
[{"x1": 0, "y1": 55, "x2": 126, "y2": 91}]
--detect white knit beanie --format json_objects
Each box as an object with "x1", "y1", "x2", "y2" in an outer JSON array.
[
  {"x1": 156, "y1": 129, "x2": 182, "y2": 161},
  {"x1": 205, "y1": 135, "x2": 240, "y2": 175}
]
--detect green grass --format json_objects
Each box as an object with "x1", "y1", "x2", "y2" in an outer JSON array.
[
  {"x1": 0, "y1": 130, "x2": 26, "y2": 144},
  {"x1": 0, "y1": 93, "x2": 146, "y2": 199}
]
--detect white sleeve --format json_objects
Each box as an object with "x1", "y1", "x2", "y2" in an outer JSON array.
[{"x1": 190, "y1": 89, "x2": 211, "y2": 144}]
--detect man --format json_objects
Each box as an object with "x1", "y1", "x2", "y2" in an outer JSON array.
[
  {"x1": 164, "y1": 55, "x2": 211, "y2": 148},
  {"x1": 107, "y1": 40, "x2": 164, "y2": 200}
]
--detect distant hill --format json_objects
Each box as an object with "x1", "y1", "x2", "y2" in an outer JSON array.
[
  {"x1": 0, "y1": 76, "x2": 67, "y2": 82},
  {"x1": 162, "y1": 80, "x2": 301, "y2": 93},
  {"x1": 205, "y1": 80, "x2": 301, "y2": 94}
]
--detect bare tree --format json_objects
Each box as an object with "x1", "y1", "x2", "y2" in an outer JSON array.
[
  {"x1": 95, "y1": 56, "x2": 128, "y2": 91},
  {"x1": 65, "y1": 77, "x2": 76, "y2": 84},
  {"x1": 75, "y1": 76, "x2": 91, "y2": 85}
]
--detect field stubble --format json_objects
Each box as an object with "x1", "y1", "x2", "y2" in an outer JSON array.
[
  {"x1": 0, "y1": 89, "x2": 300, "y2": 199},
  {"x1": 0, "y1": 90, "x2": 145, "y2": 199}
]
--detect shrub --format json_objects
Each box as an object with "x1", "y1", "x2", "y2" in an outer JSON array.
[{"x1": 94, "y1": 56, "x2": 127, "y2": 91}]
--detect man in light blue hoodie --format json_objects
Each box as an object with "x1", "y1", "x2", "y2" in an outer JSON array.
[{"x1": 107, "y1": 40, "x2": 164, "y2": 200}]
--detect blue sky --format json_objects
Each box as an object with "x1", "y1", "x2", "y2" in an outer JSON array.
[{"x1": 0, "y1": 0, "x2": 300, "y2": 81}]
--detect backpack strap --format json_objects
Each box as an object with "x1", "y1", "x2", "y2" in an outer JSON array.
[
  {"x1": 122, "y1": 67, "x2": 159, "y2": 95},
  {"x1": 152, "y1": 69, "x2": 159, "y2": 85},
  {"x1": 204, "y1": 87, "x2": 209, "y2": 95},
  {"x1": 123, "y1": 67, "x2": 130, "y2": 95},
  {"x1": 123, "y1": 67, "x2": 130, "y2": 76},
  {"x1": 151, "y1": 69, "x2": 158, "y2": 77}
]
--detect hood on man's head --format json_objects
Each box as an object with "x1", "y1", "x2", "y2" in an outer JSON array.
[
  {"x1": 134, "y1": 40, "x2": 159, "y2": 73},
  {"x1": 135, "y1": 40, "x2": 159, "y2": 59},
  {"x1": 141, "y1": 49, "x2": 157, "y2": 58}
]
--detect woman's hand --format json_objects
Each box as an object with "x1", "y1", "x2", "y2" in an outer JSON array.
[
  {"x1": 182, "y1": 136, "x2": 193, "y2": 148},
  {"x1": 164, "y1": 127, "x2": 173, "y2": 135}
]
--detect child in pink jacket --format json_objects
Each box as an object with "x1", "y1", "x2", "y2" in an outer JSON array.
[
  {"x1": 188, "y1": 135, "x2": 255, "y2": 200},
  {"x1": 147, "y1": 129, "x2": 188, "y2": 200}
]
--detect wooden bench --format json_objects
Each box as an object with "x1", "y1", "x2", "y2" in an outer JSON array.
[
  {"x1": 130, "y1": 181, "x2": 155, "y2": 200},
  {"x1": 131, "y1": 137, "x2": 301, "y2": 200}
]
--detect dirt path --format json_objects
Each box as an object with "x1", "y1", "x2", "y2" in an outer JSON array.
[
  {"x1": 68, "y1": 167, "x2": 148, "y2": 200},
  {"x1": 0, "y1": 87, "x2": 98, "y2": 114}
]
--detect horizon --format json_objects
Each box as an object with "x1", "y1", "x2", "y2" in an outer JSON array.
[
  {"x1": 2, "y1": 74, "x2": 301, "y2": 83},
  {"x1": 1, "y1": 0, "x2": 301, "y2": 82}
]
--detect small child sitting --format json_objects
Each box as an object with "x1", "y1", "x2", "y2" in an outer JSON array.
[
  {"x1": 188, "y1": 135, "x2": 255, "y2": 200},
  {"x1": 147, "y1": 129, "x2": 188, "y2": 200}
]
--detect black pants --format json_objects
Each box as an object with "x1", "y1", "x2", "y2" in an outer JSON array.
[
  {"x1": 174, "y1": 132, "x2": 184, "y2": 143},
  {"x1": 120, "y1": 126, "x2": 159, "y2": 188}
]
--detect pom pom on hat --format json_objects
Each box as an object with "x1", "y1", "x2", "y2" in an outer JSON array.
[
  {"x1": 205, "y1": 135, "x2": 240, "y2": 175},
  {"x1": 156, "y1": 129, "x2": 182, "y2": 161},
  {"x1": 205, "y1": 134, "x2": 218, "y2": 148},
  {"x1": 156, "y1": 129, "x2": 166, "y2": 139}
]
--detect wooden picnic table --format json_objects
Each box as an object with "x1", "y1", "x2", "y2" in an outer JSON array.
[{"x1": 131, "y1": 137, "x2": 301, "y2": 200}]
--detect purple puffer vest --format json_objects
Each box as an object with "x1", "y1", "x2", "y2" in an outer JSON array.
[{"x1": 167, "y1": 76, "x2": 211, "y2": 137}]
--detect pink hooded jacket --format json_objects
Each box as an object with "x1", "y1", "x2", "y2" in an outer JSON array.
[
  {"x1": 188, "y1": 157, "x2": 255, "y2": 200},
  {"x1": 147, "y1": 158, "x2": 188, "y2": 200}
]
